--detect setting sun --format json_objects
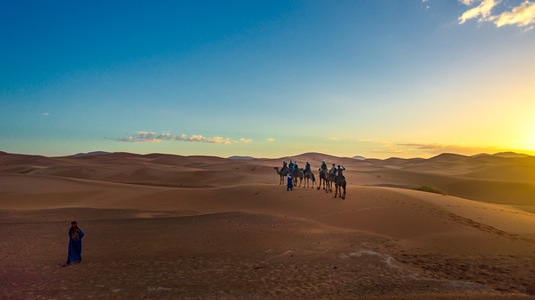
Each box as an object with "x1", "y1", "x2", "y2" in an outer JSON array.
[
  {"x1": 527, "y1": 133, "x2": 535, "y2": 152},
  {"x1": 519, "y1": 122, "x2": 535, "y2": 153}
]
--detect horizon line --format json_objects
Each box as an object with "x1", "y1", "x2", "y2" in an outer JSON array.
[{"x1": 1, "y1": 150, "x2": 533, "y2": 161}]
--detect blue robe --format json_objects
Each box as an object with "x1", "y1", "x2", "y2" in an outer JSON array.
[
  {"x1": 287, "y1": 175, "x2": 293, "y2": 191},
  {"x1": 67, "y1": 227, "x2": 84, "y2": 264}
]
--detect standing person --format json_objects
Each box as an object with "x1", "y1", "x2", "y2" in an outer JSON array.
[
  {"x1": 64, "y1": 221, "x2": 84, "y2": 266},
  {"x1": 287, "y1": 173, "x2": 293, "y2": 191}
]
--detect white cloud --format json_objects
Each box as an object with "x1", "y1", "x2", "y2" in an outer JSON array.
[
  {"x1": 208, "y1": 136, "x2": 232, "y2": 144},
  {"x1": 459, "y1": 0, "x2": 477, "y2": 5},
  {"x1": 117, "y1": 131, "x2": 162, "y2": 143},
  {"x1": 494, "y1": 1, "x2": 535, "y2": 27},
  {"x1": 458, "y1": 0, "x2": 498, "y2": 24},
  {"x1": 187, "y1": 135, "x2": 207, "y2": 142},
  {"x1": 156, "y1": 132, "x2": 185, "y2": 141},
  {"x1": 117, "y1": 131, "x2": 250, "y2": 145},
  {"x1": 266, "y1": 137, "x2": 275, "y2": 142},
  {"x1": 186, "y1": 135, "x2": 232, "y2": 144},
  {"x1": 458, "y1": 0, "x2": 535, "y2": 28}
]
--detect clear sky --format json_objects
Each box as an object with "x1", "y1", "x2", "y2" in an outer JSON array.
[{"x1": 1, "y1": 0, "x2": 534, "y2": 159}]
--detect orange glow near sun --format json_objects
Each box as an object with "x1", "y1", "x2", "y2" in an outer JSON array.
[
  {"x1": 519, "y1": 126, "x2": 535, "y2": 155},
  {"x1": 528, "y1": 135, "x2": 535, "y2": 152}
]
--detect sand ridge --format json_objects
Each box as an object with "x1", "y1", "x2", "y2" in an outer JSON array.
[{"x1": 1, "y1": 151, "x2": 535, "y2": 299}]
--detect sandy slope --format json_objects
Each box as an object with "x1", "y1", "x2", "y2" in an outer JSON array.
[{"x1": 1, "y1": 152, "x2": 535, "y2": 299}]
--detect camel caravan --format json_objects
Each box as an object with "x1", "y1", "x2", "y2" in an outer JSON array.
[{"x1": 274, "y1": 160, "x2": 346, "y2": 199}]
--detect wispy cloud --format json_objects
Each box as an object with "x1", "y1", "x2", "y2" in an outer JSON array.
[
  {"x1": 422, "y1": 0, "x2": 430, "y2": 10},
  {"x1": 117, "y1": 131, "x2": 164, "y2": 143},
  {"x1": 494, "y1": 1, "x2": 535, "y2": 28},
  {"x1": 117, "y1": 131, "x2": 251, "y2": 145},
  {"x1": 266, "y1": 137, "x2": 275, "y2": 142},
  {"x1": 458, "y1": 0, "x2": 535, "y2": 28},
  {"x1": 398, "y1": 143, "x2": 501, "y2": 155},
  {"x1": 458, "y1": 0, "x2": 497, "y2": 24},
  {"x1": 459, "y1": 0, "x2": 477, "y2": 4},
  {"x1": 355, "y1": 140, "x2": 531, "y2": 157}
]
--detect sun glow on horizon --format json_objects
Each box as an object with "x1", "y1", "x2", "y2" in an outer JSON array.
[
  {"x1": 518, "y1": 121, "x2": 535, "y2": 153},
  {"x1": 527, "y1": 132, "x2": 535, "y2": 152}
]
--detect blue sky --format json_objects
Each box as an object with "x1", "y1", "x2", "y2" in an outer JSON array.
[{"x1": 1, "y1": 0, "x2": 535, "y2": 158}]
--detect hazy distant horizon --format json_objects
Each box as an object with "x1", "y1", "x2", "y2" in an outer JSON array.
[{"x1": 2, "y1": 148, "x2": 533, "y2": 161}]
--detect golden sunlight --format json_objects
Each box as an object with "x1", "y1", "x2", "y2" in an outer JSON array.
[
  {"x1": 521, "y1": 125, "x2": 535, "y2": 154},
  {"x1": 528, "y1": 135, "x2": 535, "y2": 151}
]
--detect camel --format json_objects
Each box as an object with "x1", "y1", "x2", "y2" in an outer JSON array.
[
  {"x1": 303, "y1": 169, "x2": 316, "y2": 189},
  {"x1": 334, "y1": 176, "x2": 346, "y2": 199},
  {"x1": 317, "y1": 169, "x2": 329, "y2": 191},
  {"x1": 291, "y1": 168, "x2": 304, "y2": 187},
  {"x1": 324, "y1": 171, "x2": 337, "y2": 193},
  {"x1": 273, "y1": 166, "x2": 289, "y2": 185}
]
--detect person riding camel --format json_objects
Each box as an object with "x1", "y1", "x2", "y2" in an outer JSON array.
[
  {"x1": 320, "y1": 160, "x2": 327, "y2": 172},
  {"x1": 293, "y1": 162, "x2": 299, "y2": 175},
  {"x1": 329, "y1": 163, "x2": 337, "y2": 176},
  {"x1": 337, "y1": 165, "x2": 346, "y2": 180},
  {"x1": 304, "y1": 162, "x2": 311, "y2": 175}
]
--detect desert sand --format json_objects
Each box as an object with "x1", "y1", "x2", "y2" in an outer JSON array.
[{"x1": 1, "y1": 151, "x2": 535, "y2": 299}]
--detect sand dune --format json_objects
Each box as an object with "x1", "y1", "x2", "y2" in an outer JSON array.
[{"x1": 1, "y1": 151, "x2": 535, "y2": 299}]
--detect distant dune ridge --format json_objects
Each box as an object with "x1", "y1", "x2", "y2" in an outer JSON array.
[{"x1": 1, "y1": 151, "x2": 535, "y2": 299}]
